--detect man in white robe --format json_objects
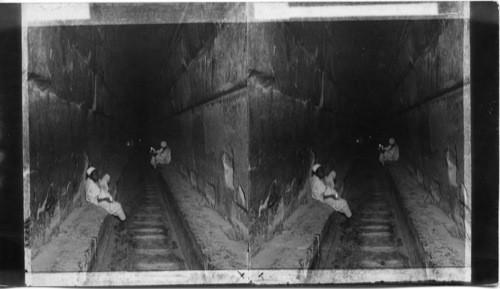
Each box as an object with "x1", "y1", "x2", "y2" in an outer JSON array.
[
  {"x1": 310, "y1": 164, "x2": 352, "y2": 218},
  {"x1": 84, "y1": 166, "x2": 126, "y2": 221},
  {"x1": 379, "y1": 137, "x2": 400, "y2": 166},
  {"x1": 150, "y1": 141, "x2": 171, "y2": 169}
]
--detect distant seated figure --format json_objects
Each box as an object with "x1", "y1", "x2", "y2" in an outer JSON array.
[
  {"x1": 84, "y1": 167, "x2": 126, "y2": 221},
  {"x1": 310, "y1": 164, "x2": 352, "y2": 218},
  {"x1": 378, "y1": 137, "x2": 400, "y2": 166},
  {"x1": 150, "y1": 141, "x2": 171, "y2": 169}
]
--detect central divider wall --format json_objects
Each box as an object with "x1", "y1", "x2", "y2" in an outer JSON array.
[
  {"x1": 152, "y1": 20, "x2": 357, "y2": 255},
  {"x1": 386, "y1": 19, "x2": 469, "y2": 242},
  {"x1": 164, "y1": 88, "x2": 250, "y2": 242},
  {"x1": 246, "y1": 22, "x2": 353, "y2": 254},
  {"x1": 158, "y1": 22, "x2": 251, "y2": 243}
]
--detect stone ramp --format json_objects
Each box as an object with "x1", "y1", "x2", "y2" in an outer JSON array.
[
  {"x1": 31, "y1": 204, "x2": 109, "y2": 272},
  {"x1": 95, "y1": 164, "x2": 188, "y2": 272},
  {"x1": 250, "y1": 201, "x2": 338, "y2": 269},
  {"x1": 322, "y1": 160, "x2": 412, "y2": 269},
  {"x1": 386, "y1": 161, "x2": 466, "y2": 267},
  {"x1": 156, "y1": 165, "x2": 247, "y2": 270},
  {"x1": 124, "y1": 168, "x2": 186, "y2": 271},
  {"x1": 154, "y1": 154, "x2": 354, "y2": 270},
  {"x1": 157, "y1": 163, "x2": 340, "y2": 270},
  {"x1": 245, "y1": 156, "x2": 355, "y2": 269}
]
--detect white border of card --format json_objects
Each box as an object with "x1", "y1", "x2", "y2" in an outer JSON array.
[{"x1": 23, "y1": 2, "x2": 471, "y2": 286}]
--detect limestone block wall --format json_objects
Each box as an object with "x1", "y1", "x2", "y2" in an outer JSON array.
[
  {"x1": 150, "y1": 21, "x2": 362, "y2": 252},
  {"x1": 154, "y1": 23, "x2": 251, "y2": 242},
  {"x1": 246, "y1": 22, "x2": 353, "y2": 253},
  {"x1": 27, "y1": 26, "x2": 130, "y2": 257},
  {"x1": 387, "y1": 19, "x2": 469, "y2": 240}
]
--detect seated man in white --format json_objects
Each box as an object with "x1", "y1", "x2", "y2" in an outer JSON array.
[
  {"x1": 84, "y1": 166, "x2": 126, "y2": 221},
  {"x1": 378, "y1": 137, "x2": 400, "y2": 166},
  {"x1": 310, "y1": 164, "x2": 352, "y2": 218},
  {"x1": 150, "y1": 140, "x2": 171, "y2": 169}
]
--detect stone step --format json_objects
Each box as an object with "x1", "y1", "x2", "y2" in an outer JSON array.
[
  {"x1": 360, "y1": 235, "x2": 394, "y2": 246},
  {"x1": 135, "y1": 211, "x2": 165, "y2": 217},
  {"x1": 136, "y1": 207, "x2": 161, "y2": 213},
  {"x1": 368, "y1": 201, "x2": 388, "y2": 206},
  {"x1": 364, "y1": 208, "x2": 390, "y2": 214},
  {"x1": 135, "y1": 212, "x2": 162, "y2": 218},
  {"x1": 361, "y1": 215, "x2": 391, "y2": 221},
  {"x1": 360, "y1": 259, "x2": 405, "y2": 268},
  {"x1": 136, "y1": 208, "x2": 161, "y2": 214},
  {"x1": 138, "y1": 204, "x2": 162, "y2": 209},
  {"x1": 363, "y1": 208, "x2": 390, "y2": 214},
  {"x1": 131, "y1": 227, "x2": 164, "y2": 234},
  {"x1": 357, "y1": 224, "x2": 391, "y2": 231},
  {"x1": 135, "y1": 248, "x2": 172, "y2": 255},
  {"x1": 361, "y1": 213, "x2": 392, "y2": 221},
  {"x1": 134, "y1": 237, "x2": 170, "y2": 249},
  {"x1": 359, "y1": 231, "x2": 391, "y2": 238},
  {"x1": 133, "y1": 217, "x2": 163, "y2": 224},
  {"x1": 360, "y1": 245, "x2": 396, "y2": 253},
  {"x1": 142, "y1": 202, "x2": 159, "y2": 207},
  {"x1": 360, "y1": 217, "x2": 391, "y2": 223},
  {"x1": 130, "y1": 220, "x2": 164, "y2": 227},
  {"x1": 136, "y1": 261, "x2": 181, "y2": 271},
  {"x1": 133, "y1": 234, "x2": 167, "y2": 240}
]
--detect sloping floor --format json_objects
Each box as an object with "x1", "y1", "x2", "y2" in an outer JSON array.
[
  {"x1": 387, "y1": 161, "x2": 466, "y2": 267},
  {"x1": 30, "y1": 147, "x2": 465, "y2": 274},
  {"x1": 319, "y1": 151, "x2": 465, "y2": 269},
  {"x1": 95, "y1": 162, "x2": 187, "y2": 271},
  {"x1": 320, "y1": 156, "x2": 412, "y2": 269}
]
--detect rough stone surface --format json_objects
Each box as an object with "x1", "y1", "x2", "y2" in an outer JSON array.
[
  {"x1": 251, "y1": 157, "x2": 353, "y2": 269},
  {"x1": 246, "y1": 22, "x2": 358, "y2": 253},
  {"x1": 387, "y1": 20, "x2": 467, "y2": 239},
  {"x1": 25, "y1": 16, "x2": 469, "y2": 275},
  {"x1": 158, "y1": 165, "x2": 247, "y2": 269},
  {"x1": 147, "y1": 23, "x2": 251, "y2": 243},
  {"x1": 27, "y1": 25, "x2": 134, "y2": 259},
  {"x1": 148, "y1": 21, "x2": 373, "y2": 253},
  {"x1": 387, "y1": 161, "x2": 465, "y2": 267},
  {"x1": 31, "y1": 203, "x2": 108, "y2": 272}
]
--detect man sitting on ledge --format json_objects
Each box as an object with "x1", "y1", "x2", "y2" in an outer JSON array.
[
  {"x1": 310, "y1": 164, "x2": 352, "y2": 219},
  {"x1": 150, "y1": 140, "x2": 171, "y2": 170},
  {"x1": 378, "y1": 137, "x2": 400, "y2": 166},
  {"x1": 84, "y1": 166, "x2": 126, "y2": 221}
]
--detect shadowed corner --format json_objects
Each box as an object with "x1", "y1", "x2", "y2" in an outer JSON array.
[{"x1": 0, "y1": 3, "x2": 25, "y2": 287}]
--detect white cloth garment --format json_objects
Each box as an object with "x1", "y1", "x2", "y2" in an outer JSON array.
[
  {"x1": 84, "y1": 177, "x2": 126, "y2": 220},
  {"x1": 98, "y1": 174, "x2": 111, "y2": 193},
  {"x1": 311, "y1": 171, "x2": 352, "y2": 218},
  {"x1": 379, "y1": 144, "x2": 400, "y2": 165},
  {"x1": 151, "y1": 147, "x2": 171, "y2": 169}
]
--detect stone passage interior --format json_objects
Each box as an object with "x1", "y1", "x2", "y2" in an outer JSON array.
[{"x1": 24, "y1": 3, "x2": 469, "y2": 273}]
